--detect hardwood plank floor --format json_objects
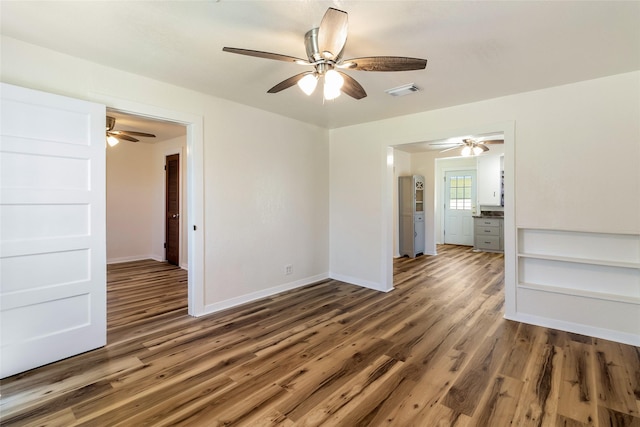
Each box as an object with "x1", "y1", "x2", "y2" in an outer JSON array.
[{"x1": 2, "y1": 246, "x2": 639, "y2": 426}]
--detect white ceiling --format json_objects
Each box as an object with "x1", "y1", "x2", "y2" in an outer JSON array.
[{"x1": 2, "y1": 1, "x2": 639, "y2": 130}]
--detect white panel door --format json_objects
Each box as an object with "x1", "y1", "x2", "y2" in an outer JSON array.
[
  {"x1": 444, "y1": 170, "x2": 476, "y2": 246},
  {"x1": 0, "y1": 83, "x2": 106, "y2": 378}
]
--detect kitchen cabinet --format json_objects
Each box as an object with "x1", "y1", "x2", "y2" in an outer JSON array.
[
  {"x1": 474, "y1": 217, "x2": 503, "y2": 252},
  {"x1": 477, "y1": 154, "x2": 502, "y2": 206},
  {"x1": 399, "y1": 175, "x2": 425, "y2": 258}
]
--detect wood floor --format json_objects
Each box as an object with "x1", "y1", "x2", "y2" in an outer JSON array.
[{"x1": 2, "y1": 245, "x2": 639, "y2": 426}]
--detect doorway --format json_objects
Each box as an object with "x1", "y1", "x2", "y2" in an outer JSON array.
[
  {"x1": 387, "y1": 122, "x2": 515, "y2": 316},
  {"x1": 102, "y1": 102, "x2": 205, "y2": 316},
  {"x1": 105, "y1": 111, "x2": 187, "y2": 267},
  {"x1": 443, "y1": 170, "x2": 476, "y2": 246}
]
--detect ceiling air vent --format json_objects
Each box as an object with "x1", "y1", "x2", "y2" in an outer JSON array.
[{"x1": 385, "y1": 83, "x2": 420, "y2": 97}]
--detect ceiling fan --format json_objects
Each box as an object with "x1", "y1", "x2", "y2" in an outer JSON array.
[
  {"x1": 222, "y1": 7, "x2": 427, "y2": 100},
  {"x1": 106, "y1": 116, "x2": 156, "y2": 147},
  {"x1": 428, "y1": 138, "x2": 504, "y2": 156}
]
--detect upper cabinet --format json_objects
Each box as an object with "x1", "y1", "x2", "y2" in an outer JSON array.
[{"x1": 477, "y1": 154, "x2": 503, "y2": 206}]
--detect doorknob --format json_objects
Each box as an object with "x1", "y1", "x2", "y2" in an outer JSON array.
[{"x1": 172, "y1": 213, "x2": 180, "y2": 219}]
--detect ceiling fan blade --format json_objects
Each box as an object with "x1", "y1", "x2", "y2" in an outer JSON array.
[
  {"x1": 440, "y1": 146, "x2": 462, "y2": 153},
  {"x1": 481, "y1": 139, "x2": 504, "y2": 144},
  {"x1": 477, "y1": 144, "x2": 490, "y2": 152},
  {"x1": 318, "y1": 8, "x2": 348, "y2": 60},
  {"x1": 338, "y1": 72, "x2": 366, "y2": 99},
  {"x1": 428, "y1": 142, "x2": 461, "y2": 147},
  {"x1": 222, "y1": 47, "x2": 309, "y2": 64},
  {"x1": 341, "y1": 56, "x2": 427, "y2": 72},
  {"x1": 112, "y1": 130, "x2": 156, "y2": 138},
  {"x1": 108, "y1": 132, "x2": 139, "y2": 143},
  {"x1": 267, "y1": 72, "x2": 313, "y2": 93}
]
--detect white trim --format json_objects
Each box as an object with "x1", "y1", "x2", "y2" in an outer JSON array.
[
  {"x1": 201, "y1": 273, "x2": 330, "y2": 316},
  {"x1": 516, "y1": 224, "x2": 640, "y2": 236},
  {"x1": 107, "y1": 255, "x2": 163, "y2": 264},
  {"x1": 382, "y1": 146, "x2": 395, "y2": 292},
  {"x1": 502, "y1": 122, "x2": 516, "y2": 318},
  {"x1": 506, "y1": 312, "x2": 640, "y2": 347},
  {"x1": 88, "y1": 92, "x2": 205, "y2": 317}
]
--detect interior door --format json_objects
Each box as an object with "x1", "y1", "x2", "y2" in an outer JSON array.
[
  {"x1": 0, "y1": 83, "x2": 106, "y2": 378},
  {"x1": 444, "y1": 170, "x2": 476, "y2": 246},
  {"x1": 165, "y1": 153, "x2": 180, "y2": 266}
]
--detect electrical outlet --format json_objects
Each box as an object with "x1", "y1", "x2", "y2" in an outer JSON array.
[{"x1": 284, "y1": 264, "x2": 293, "y2": 275}]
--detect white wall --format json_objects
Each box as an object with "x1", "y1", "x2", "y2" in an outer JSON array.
[
  {"x1": 1, "y1": 36, "x2": 330, "y2": 314},
  {"x1": 106, "y1": 140, "x2": 155, "y2": 263},
  {"x1": 330, "y1": 71, "x2": 640, "y2": 344},
  {"x1": 331, "y1": 71, "x2": 639, "y2": 280}
]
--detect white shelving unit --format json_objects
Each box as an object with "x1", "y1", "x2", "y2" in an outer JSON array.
[
  {"x1": 398, "y1": 175, "x2": 425, "y2": 258},
  {"x1": 515, "y1": 227, "x2": 640, "y2": 345}
]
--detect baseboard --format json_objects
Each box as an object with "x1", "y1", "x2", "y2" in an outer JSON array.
[
  {"x1": 329, "y1": 273, "x2": 393, "y2": 293},
  {"x1": 505, "y1": 312, "x2": 640, "y2": 347},
  {"x1": 107, "y1": 254, "x2": 163, "y2": 264},
  {"x1": 198, "y1": 273, "x2": 330, "y2": 317}
]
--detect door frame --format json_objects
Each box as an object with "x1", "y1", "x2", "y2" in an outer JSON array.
[
  {"x1": 386, "y1": 121, "x2": 516, "y2": 317},
  {"x1": 92, "y1": 93, "x2": 205, "y2": 316}
]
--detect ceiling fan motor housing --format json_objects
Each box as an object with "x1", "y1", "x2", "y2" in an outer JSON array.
[
  {"x1": 305, "y1": 28, "x2": 344, "y2": 70},
  {"x1": 106, "y1": 116, "x2": 115, "y2": 131},
  {"x1": 305, "y1": 28, "x2": 321, "y2": 62}
]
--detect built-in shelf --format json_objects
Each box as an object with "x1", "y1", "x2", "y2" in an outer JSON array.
[
  {"x1": 515, "y1": 227, "x2": 640, "y2": 345},
  {"x1": 518, "y1": 282, "x2": 640, "y2": 305},
  {"x1": 517, "y1": 252, "x2": 640, "y2": 270}
]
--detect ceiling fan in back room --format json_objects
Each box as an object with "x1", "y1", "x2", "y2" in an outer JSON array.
[
  {"x1": 428, "y1": 138, "x2": 504, "y2": 156},
  {"x1": 106, "y1": 116, "x2": 156, "y2": 147},
  {"x1": 222, "y1": 7, "x2": 428, "y2": 100}
]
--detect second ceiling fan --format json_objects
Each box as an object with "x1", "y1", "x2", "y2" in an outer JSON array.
[
  {"x1": 223, "y1": 7, "x2": 427, "y2": 100},
  {"x1": 428, "y1": 138, "x2": 504, "y2": 156},
  {"x1": 106, "y1": 116, "x2": 156, "y2": 147}
]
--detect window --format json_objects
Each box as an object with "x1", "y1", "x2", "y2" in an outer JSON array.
[{"x1": 449, "y1": 175, "x2": 472, "y2": 210}]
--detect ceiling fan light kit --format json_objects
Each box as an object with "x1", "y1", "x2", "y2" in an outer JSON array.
[
  {"x1": 106, "y1": 135, "x2": 120, "y2": 147},
  {"x1": 297, "y1": 73, "x2": 318, "y2": 95},
  {"x1": 222, "y1": 7, "x2": 427, "y2": 101},
  {"x1": 460, "y1": 145, "x2": 484, "y2": 156}
]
